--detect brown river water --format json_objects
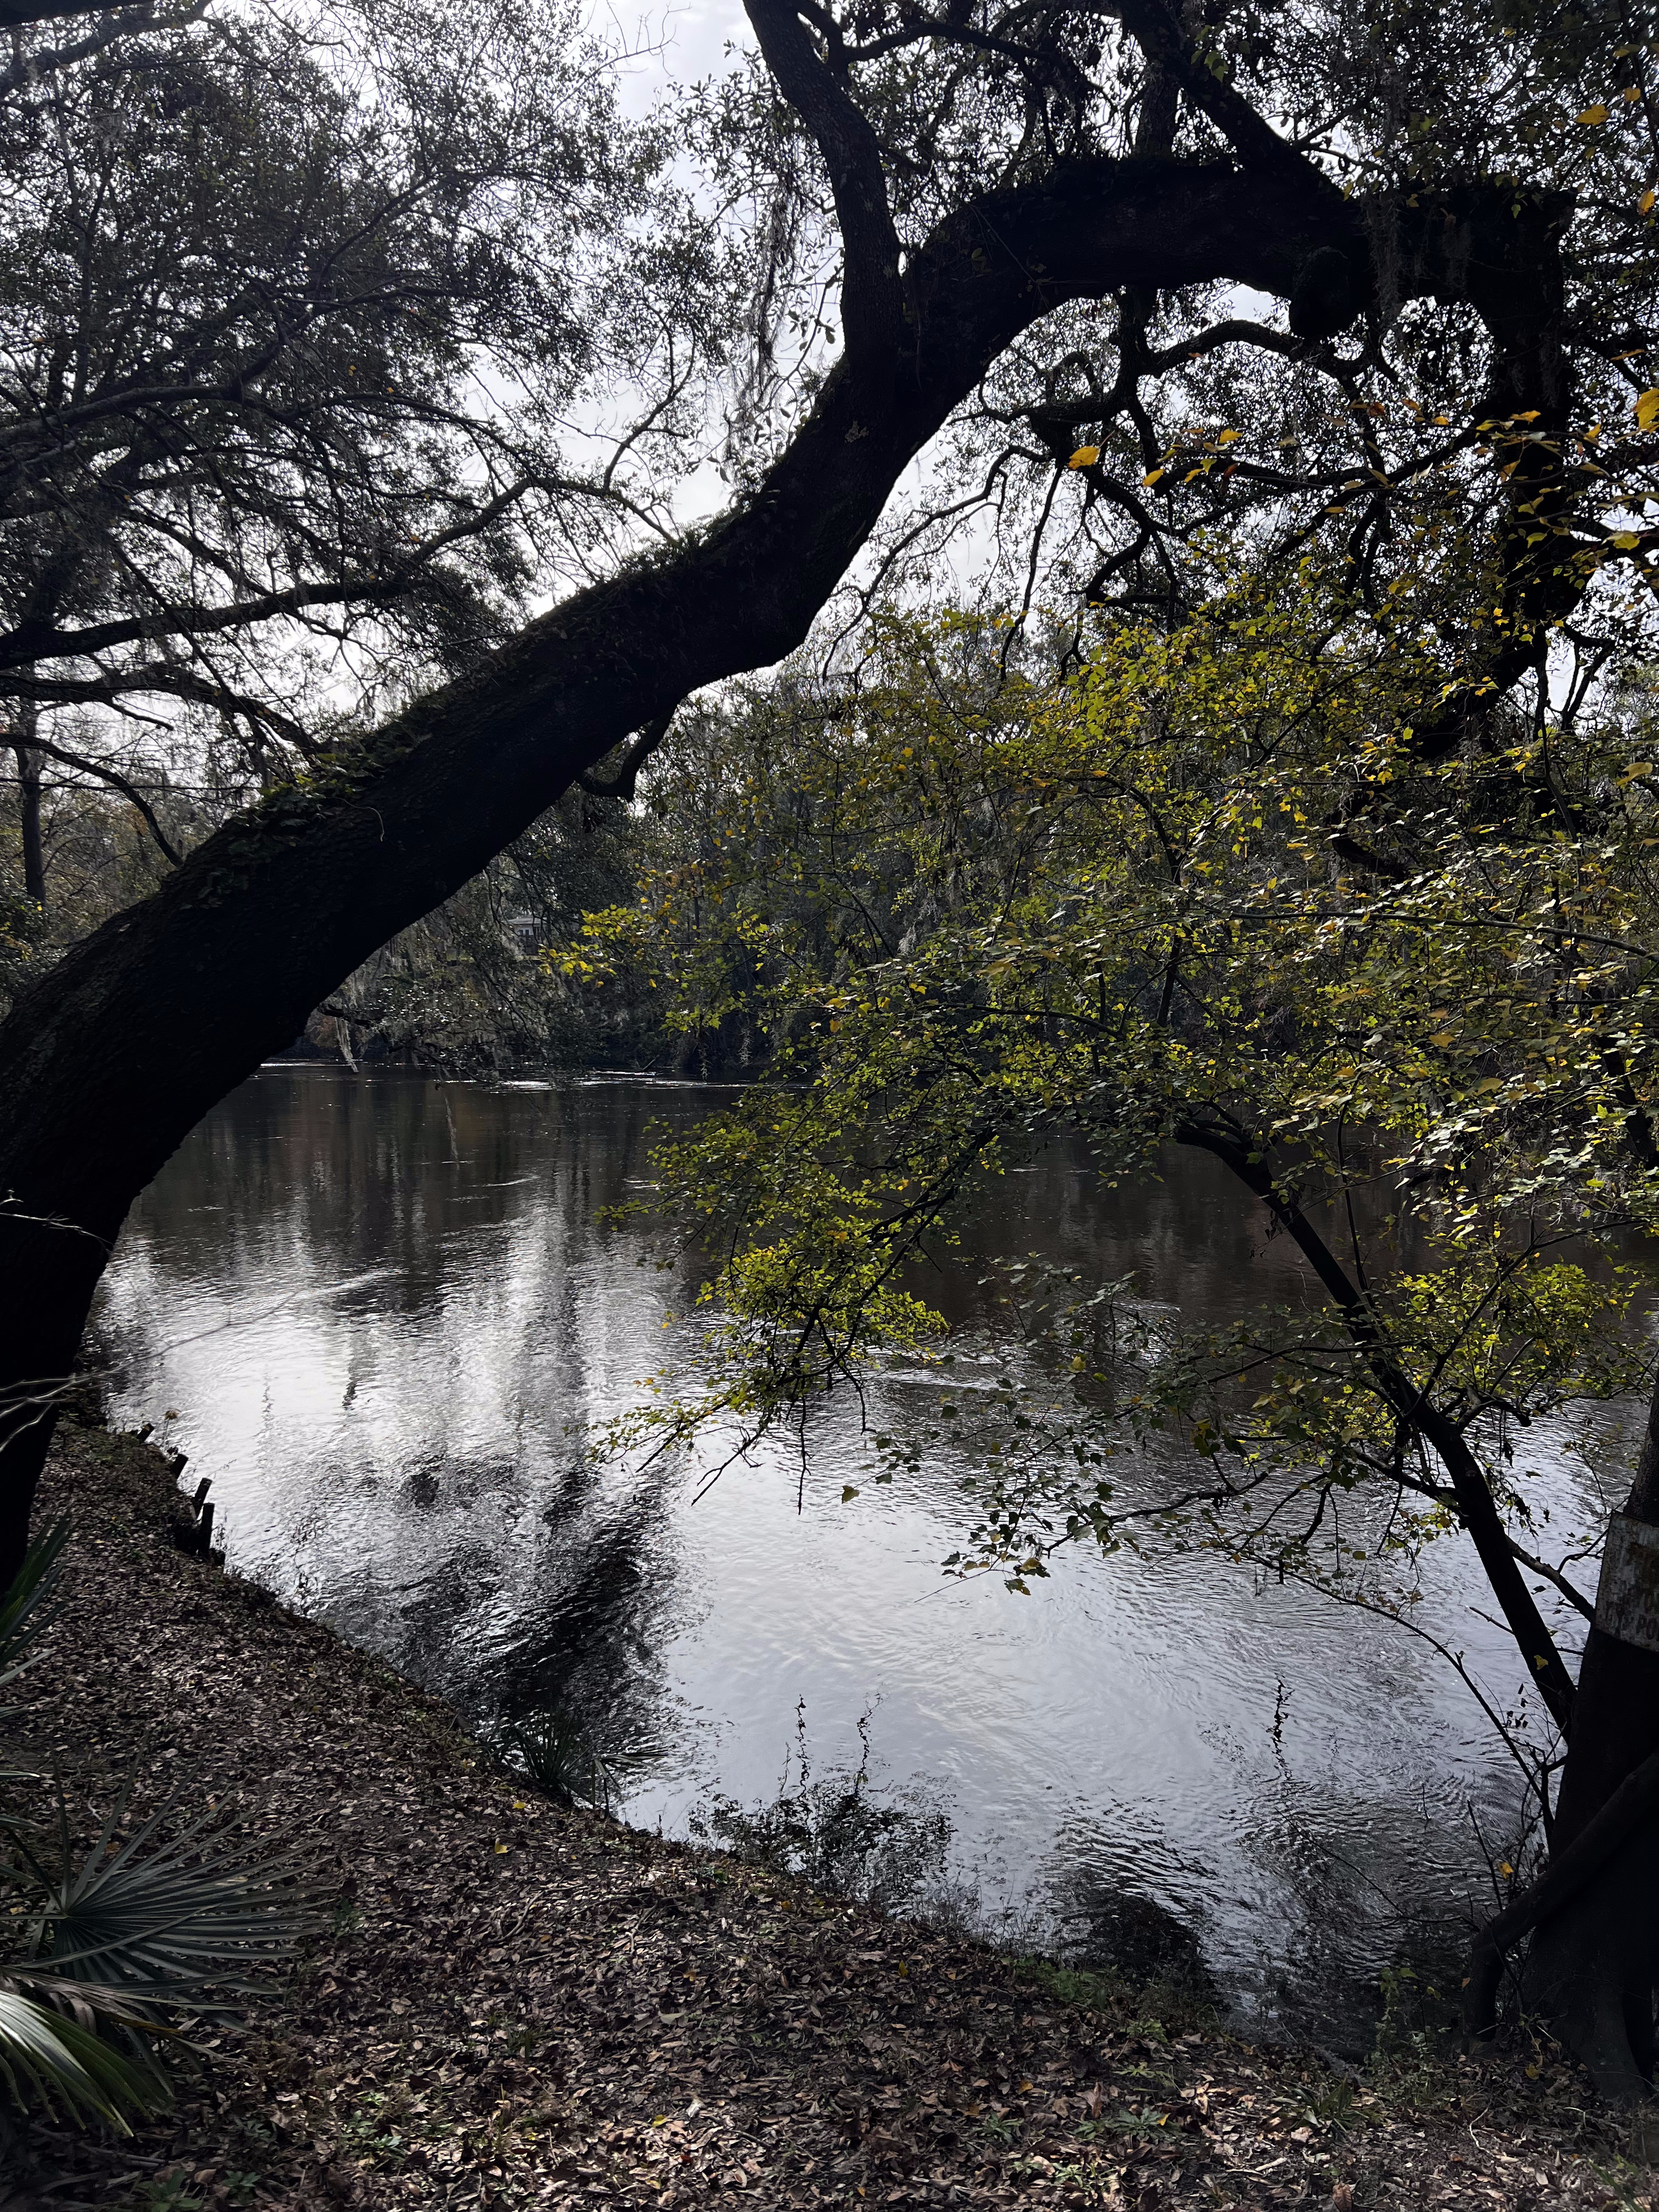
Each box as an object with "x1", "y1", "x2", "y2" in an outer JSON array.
[{"x1": 92, "y1": 1065, "x2": 1635, "y2": 2049}]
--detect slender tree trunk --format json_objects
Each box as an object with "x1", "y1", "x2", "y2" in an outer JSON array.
[
  {"x1": 14, "y1": 701, "x2": 42, "y2": 907},
  {"x1": 1181, "y1": 1120, "x2": 1659, "y2": 2107},
  {"x1": 0, "y1": 1206, "x2": 109, "y2": 1578}
]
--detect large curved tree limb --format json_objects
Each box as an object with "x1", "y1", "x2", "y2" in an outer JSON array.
[
  {"x1": 0, "y1": 25, "x2": 1572, "y2": 1587},
  {"x1": 744, "y1": 0, "x2": 907, "y2": 358},
  {"x1": 0, "y1": 0, "x2": 154, "y2": 26},
  {"x1": 1114, "y1": 0, "x2": 1349, "y2": 212}
]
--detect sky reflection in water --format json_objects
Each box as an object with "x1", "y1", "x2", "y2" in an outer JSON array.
[{"x1": 94, "y1": 1065, "x2": 1634, "y2": 2047}]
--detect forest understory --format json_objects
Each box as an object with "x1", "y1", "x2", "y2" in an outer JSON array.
[{"x1": 0, "y1": 1422, "x2": 1646, "y2": 2212}]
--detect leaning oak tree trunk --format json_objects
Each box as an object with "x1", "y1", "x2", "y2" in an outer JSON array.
[{"x1": 0, "y1": 16, "x2": 1555, "y2": 1588}]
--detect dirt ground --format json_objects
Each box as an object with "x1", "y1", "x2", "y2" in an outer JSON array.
[{"x1": 2, "y1": 1420, "x2": 1649, "y2": 2211}]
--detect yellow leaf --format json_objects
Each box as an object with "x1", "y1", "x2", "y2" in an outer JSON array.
[
  {"x1": 1142, "y1": 467, "x2": 1165, "y2": 486},
  {"x1": 1216, "y1": 428, "x2": 1240, "y2": 444},
  {"x1": 1639, "y1": 387, "x2": 1659, "y2": 430},
  {"x1": 1643, "y1": 188, "x2": 1657, "y2": 213},
  {"x1": 1430, "y1": 1030, "x2": 1455, "y2": 1047},
  {"x1": 1069, "y1": 444, "x2": 1101, "y2": 468},
  {"x1": 1578, "y1": 103, "x2": 1610, "y2": 124},
  {"x1": 1612, "y1": 529, "x2": 1643, "y2": 548}
]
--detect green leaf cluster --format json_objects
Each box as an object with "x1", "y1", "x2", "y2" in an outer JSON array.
[{"x1": 591, "y1": 555, "x2": 1659, "y2": 1669}]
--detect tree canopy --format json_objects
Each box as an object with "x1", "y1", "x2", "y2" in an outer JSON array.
[
  {"x1": 577, "y1": 576, "x2": 1644, "y2": 1594},
  {"x1": 9, "y1": 0, "x2": 1659, "y2": 2108},
  {"x1": 563, "y1": 546, "x2": 1659, "y2": 2087},
  {"x1": 0, "y1": 0, "x2": 737, "y2": 885}
]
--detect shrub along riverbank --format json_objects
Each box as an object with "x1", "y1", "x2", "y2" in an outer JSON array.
[{"x1": 4, "y1": 1419, "x2": 1646, "y2": 2209}]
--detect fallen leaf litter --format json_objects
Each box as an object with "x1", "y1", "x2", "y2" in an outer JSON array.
[{"x1": 5, "y1": 1424, "x2": 1646, "y2": 2211}]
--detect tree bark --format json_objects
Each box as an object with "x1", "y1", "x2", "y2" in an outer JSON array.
[
  {"x1": 13, "y1": 707, "x2": 42, "y2": 907},
  {"x1": 0, "y1": 0, "x2": 117, "y2": 24},
  {"x1": 1521, "y1": 1382, "x2": 1659, "y2": 2107}
]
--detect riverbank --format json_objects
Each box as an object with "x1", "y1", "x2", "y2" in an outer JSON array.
[{"x1": 4, "y1": 1420, "x2": 1642, "y2": 2210}]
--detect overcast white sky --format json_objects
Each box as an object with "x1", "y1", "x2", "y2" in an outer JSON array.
[
  {"x1": 571, "y1": 0, "x2": 996, "y2": 618},
  {"x1": 607, "y1": 0, "x2": 753, "y2": 110}
]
